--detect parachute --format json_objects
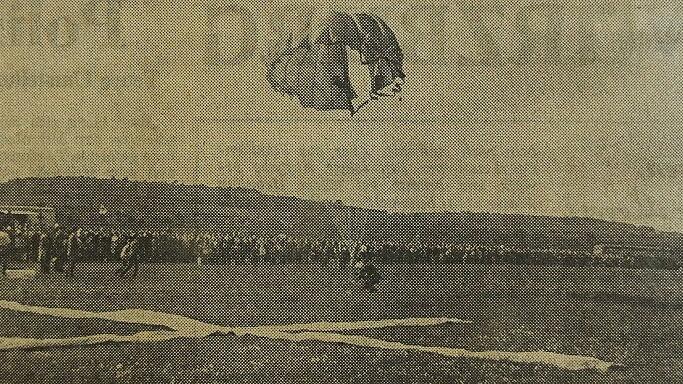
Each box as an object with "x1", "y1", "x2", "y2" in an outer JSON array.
[{"x1": 266, "y1": 10, "x2": 405, "y2": 115}]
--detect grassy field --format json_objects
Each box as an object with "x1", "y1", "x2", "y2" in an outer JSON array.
[{"x1": 0, "y1": 263, "x2": 681, "y2": 383}]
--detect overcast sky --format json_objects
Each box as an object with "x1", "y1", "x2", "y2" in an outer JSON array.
[{"x1": 1, "y1": 0, "x2": 683, "y2": 230}]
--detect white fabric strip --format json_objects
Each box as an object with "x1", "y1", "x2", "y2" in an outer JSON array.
[{"x1": 0, "y1": 300, "x2": 619, "y2": 372}]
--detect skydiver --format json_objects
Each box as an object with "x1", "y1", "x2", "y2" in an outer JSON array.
[
  {"x1": 350, "y1": 245, "x2": 381, "y2": 292},
  {"x1": 353, "y1": 258, "x2": 381, "y2": 292}
]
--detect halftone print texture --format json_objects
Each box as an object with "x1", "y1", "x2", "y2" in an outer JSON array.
[{"x1": 0, "y1": 0, "x2": 681, "y2": 383}]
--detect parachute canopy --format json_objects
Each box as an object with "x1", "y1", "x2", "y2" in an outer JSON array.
[{"x1": 266, "y1": 10, "x2": 405, "y2": 115}]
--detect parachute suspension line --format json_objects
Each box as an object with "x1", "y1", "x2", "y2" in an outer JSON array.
[
  {"x1": 280, "y1": 32, "x2": 296, "y2": 94},
  {"x1": 267, "y1": 30, "x2": 300, "y2": 97},
  {"x1": 282, "y1": 53, "x2": 294, "y2": 95}
]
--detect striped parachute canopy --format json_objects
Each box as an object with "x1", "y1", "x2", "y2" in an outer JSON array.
[{"x1": 266, "y1": 10, "x2": 405, "y2": 115}]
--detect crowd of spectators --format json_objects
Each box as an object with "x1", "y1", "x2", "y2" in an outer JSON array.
[{"x1": 1, "y1": 223, "x2": 680, "y2": 271}]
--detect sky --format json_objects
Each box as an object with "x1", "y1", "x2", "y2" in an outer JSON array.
[{"x1": 1, "y1": 0, "x2": 683, "y2": 230}]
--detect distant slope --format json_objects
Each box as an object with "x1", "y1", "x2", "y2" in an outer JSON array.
[{"x1": 0, "y1": 177, "x2": 680, "y2": 249}]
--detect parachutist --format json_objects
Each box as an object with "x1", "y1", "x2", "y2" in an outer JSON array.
[{"x1": 266, "y1": 11, "x2": 405, "y2": 114}]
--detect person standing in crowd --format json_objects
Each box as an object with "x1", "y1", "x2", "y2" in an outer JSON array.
[
  {"x1": 0, "y1": 230, "x2": 11, "y2": 275},
  {"x1": 338, "y1": 243, "x2": 351, "y2": 270},
  {"x1": 58, "y1": 226, "x2": 69, "y2": 271},
  {"x1": 97, "y1": 228, "x2": 111, "y2": 261},
  {"x1": 65, "y1": 228, "x2": 83, "y2": 276},
  {"x1": 13, "y1": 227, "x2": 26, "y2": 262},
  {"x1": 140, "y1": 231, "x2": 152, "y2": 262},
  {"x1": 117, "y1": 236, "x2": 140, "y2": 278},
  {"x1": 50, "y1": 224, "x2": 65, "y2": 272},
  {"x1": 30, "y1": 228, "x2": 40, "y2": 262},
  {"x1": 38, "y1": 230, "x2": 51, "y2": 274},
  {"x1": 257, "y1": 237, "x2": 268, "y2": 264}
]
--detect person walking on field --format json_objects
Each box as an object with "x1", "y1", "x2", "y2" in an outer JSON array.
[{"x1": 117, "y1": 237, "x2": 140, "y2": 278}]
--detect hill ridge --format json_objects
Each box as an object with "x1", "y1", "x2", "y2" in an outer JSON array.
[{"x1": 0, "y1": 176, "x2": 679, "y2": 248}]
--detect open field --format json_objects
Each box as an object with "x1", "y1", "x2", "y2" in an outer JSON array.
[{"x1": 0, "y1": 263, "x2": 681, "y2": 383}]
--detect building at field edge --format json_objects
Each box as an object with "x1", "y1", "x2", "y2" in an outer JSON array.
[{"x1": 0, "y1": 205, "x2": 56, "y2": 229}]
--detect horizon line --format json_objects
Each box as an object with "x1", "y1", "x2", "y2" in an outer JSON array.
[{"x1": 0, "y1": 175, "x2": 675, "y2": 234}]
